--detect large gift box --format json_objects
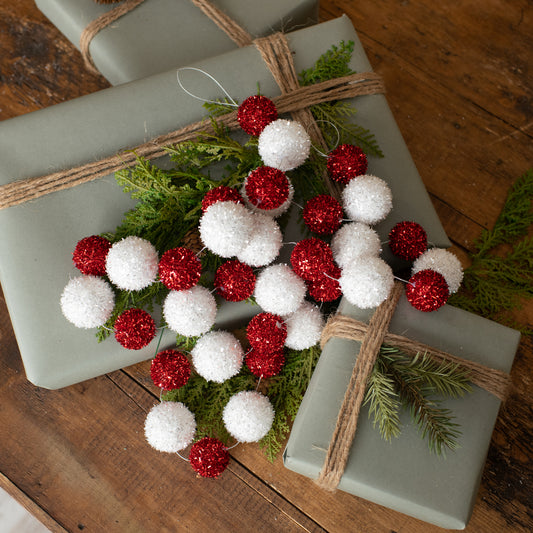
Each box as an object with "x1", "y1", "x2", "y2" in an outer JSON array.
[
  {"x1": 0, "y1": 16, "x2": 449, "y2": 389},
  {"x1": 284, "y1": 295, "x2": 520, "y2": 529},
  {"x1": 35, "y1": 0, "x2": 319, "y2": 85}
]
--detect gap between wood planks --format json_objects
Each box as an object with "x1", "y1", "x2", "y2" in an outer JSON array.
[{"x1": 107, "y1": 370, "x2": 327, "y2": 533}]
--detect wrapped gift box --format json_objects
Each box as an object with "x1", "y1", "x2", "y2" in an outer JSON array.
[
  {"x1": 0, "y1": 16, "x2": 449, "y2": 389},
  {"x1": 284, "y1": 295, "x2": 520, "y2": 529},
  {"x1": 35, "y1": 0, "x2": 319, "y2": 85}
]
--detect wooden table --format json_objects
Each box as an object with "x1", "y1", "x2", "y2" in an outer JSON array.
[{"x1": 0, "y1": 1, "x2": 531, "y2": 531}]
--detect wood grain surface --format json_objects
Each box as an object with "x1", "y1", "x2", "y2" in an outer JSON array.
[{"x1": 0, "y1": 1, "x2": 531, "y2": 531}]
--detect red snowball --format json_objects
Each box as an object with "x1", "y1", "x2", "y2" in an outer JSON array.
[
  {"x1": 327, "y1": 144, "x2": 368, "y2": 184},
  {"x1": 389, "y1": 221, "x2": 428, "y2": 261},
  {"x1": 246, "y1": 312, "x2": 287, "y2": 354},
  {"x1": 189, "y1": 437, "x2": 230, "y2": 478},
  {"x1": 215, "y1": 260, "x2": 256, "y2": 302},
  {"x1": 246, "y1": 348, "x2": 285, "y2": 378},
  {"x1": 405, "y1": 269, "x2": 449, "y2": 312},
  {"x1": 291, "y1": 238, "x2": 335, "y2": 281},
  {"x1": 201, "y1": 186, "x2": 244, "y2": 213},
  {"x1": 158, "y1": 247, "x2": 201, "y2": 291},
  {"x1": 307, "y1": 265, "x2": 342, "y2": 302},
  {"x1": 114, "y1": 308, "x2": 156, "y2": 350},
  {"x1": 237, "y1": 95, "x2": 278, "y2": 136},
  {"x1": 72, "y1": 235, "x2": 111, "y2": 276},
  {"x1": 303, "y1": 195, "x2": 343, "y2": 235},
  {"x1": 245, "y1": 166, "x2": 289, "y2": 210},
  {"x1": 150, "y1": 349, "x2": 191, "y2": 390}
]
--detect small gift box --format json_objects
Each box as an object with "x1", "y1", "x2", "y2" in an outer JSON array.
[
  {"x1": 283, "y1": 292, "x2": 520, "y2": 529},
  {"x1": 35, "y1": 0, "x2": 319, "y2": 85},
  {"x1": 0, "y1": 16, "x2": 449, "y2": 389}
]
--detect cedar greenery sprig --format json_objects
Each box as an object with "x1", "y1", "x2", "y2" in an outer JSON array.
[{"x1": 448, "y1": 169, "x2": 533, "y2": 333}]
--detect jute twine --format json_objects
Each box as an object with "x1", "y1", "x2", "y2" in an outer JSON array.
[
  {"x1": 315, "y1": 280, "x2": 512, "y2": 491},
  {"x1": 80, "y1": 0, "x2": 253, "y2": 75},
  {"x1": 0, "y1": 55, "x2": 384, "y2": 210}
]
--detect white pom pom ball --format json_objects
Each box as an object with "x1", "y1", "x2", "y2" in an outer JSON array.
[
  {"x1": 254, "y1": 264, "x2": 307, "y2": 315},
  {"x1": 199, "y1": 201, "x2": 254, "y2": 258},
  {"x1": 342, "y1": 175, "x2": 393, "y2": 225},
  {"x1": 144, "y1": 401, "x2": 196, "y2": 453},
  {"x1": 191, "y1": 331, "x2": 244, "y2": 383},
  {"x1": 340, "y1": 256, "x2": 394, "y2": 308},
  {"x1": 412, "y1": 248, "x2": 464, "y2": 293},
  {"x1": 60, "y1": 275, "x2": 115, "y2": 328},
  {"x1": 163, "y1": 286, "x2": 216, "y2": 337},
  {"x1": 283, "y1": 301, "x2": 325, "y2": 350},
  {"x1": 237, "y1": 213, "x2": 283, "y2": 267},
  {"x1": 331, "y1": 222, "x2": 382, "y2": 268},
  {"x1": 105, "y1": 236, "x2": 158, "y2": 291},
  {"x1": 258, "y1": 119, "x2": 311, "y2": 171},
  {"x1": 223, "y1": 391, "x2": 274, "y2": 442}
]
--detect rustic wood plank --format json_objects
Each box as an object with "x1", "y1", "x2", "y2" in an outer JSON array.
[{"x1": 0, "y1": 0, "x2": 531, "y2": 532}]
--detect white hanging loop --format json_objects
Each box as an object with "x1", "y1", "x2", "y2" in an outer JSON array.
[
  {"x1": 312, "y1": 119, "x2": 341, "y2": 157},
  {"x1": 176, "y1": 67, "x2": 239, "y2": 108}
]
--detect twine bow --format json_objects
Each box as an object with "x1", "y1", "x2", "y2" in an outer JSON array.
[{"x1": 315, "y1": 280, "x2": 511, "y2": 491}]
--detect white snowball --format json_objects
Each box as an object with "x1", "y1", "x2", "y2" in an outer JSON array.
[
  {"x1": 105, "y1": 235, "x2": 158, "y2": 291},
  {"x1": 258, "y1": 119, "x2": 311, "y2": 171},
  {"x1": 340, "y1": 256, "x2": 394, "y2": 309},
  {"x1": 412, "y1": 248, "x2": 464, "y2": 293},
  {"x1": 237, "y1": 213, "x2": 283, "y2": 267},
  {"x1": 241, "y1": 178, "x2": 294, "y2": 218},
  {"x1": 283, "y1": 301, "x2": 325, "y2": 350},
  {"x1": 191, "y1": 331, "x2": 244, "y2": 383},
  {"x1": 223, "y1": 391, "x2": 274, "y2": 442},
  {"x1": 254, "y1": 263, "x2": 307, "y2": 315},
  {"x1": 144, "y1": 401, "x2": 196, "y2": 453},
  {"x1": 331, "y1": 222, "x2": 382, "y2": 268},
  {"x1": 342, "y1": 175, "x2": 393, "y2": 225},
  {"x1": 163, "y1": 286, "x2": 216, "y2": 337},
  {"x1": 199, "y1": 201, "x2": 254, "y2": 258},
  {"x1": 60, "y1": 275, "x2": 115, "y2": 328}
]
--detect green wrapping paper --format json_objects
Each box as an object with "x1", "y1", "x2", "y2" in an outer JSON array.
[
  {"x1": 35, "y1": 0, "x2": 319, "y2": 85},
  {"x1": 0, "y1": 16, "x2": 449, "y2": 389},
  {"x1": 283, "y1": 296, "x2": 520, "y2": 529}
]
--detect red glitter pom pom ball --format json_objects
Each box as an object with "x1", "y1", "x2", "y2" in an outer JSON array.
[
  {"x1": 303, "y1": 195, "x2": 343, "y2": 235},
  {"x1": 201, "y1": 186, "x2": 244, "y2": 213},
  {"x1": 72, "y1": 235, "x2": 111, "y2": 276},
  {"x1": 307, "y1": 264, "x2": 342, "y2": 302},
  {"x1": 158, "y1": 247, "x2": 201, "y2": 291},
  {"x1": 215, "y1": 260, "x2": 256, "y2": 302},
  {"x1": 114, "y1": 308, "x2": 156, "y2": 350},
  {"x1": 245, "y1": 166, "x2": 289, "y2": 210},
  {"x1": 247, "y1": 312, "x2": 287, "y2": 354},
  {"x1": 237, "y1": 95, "x2": 278, "y2": 136},
  {"x1": 150, "y1": 349, "x2": 191, "y2": 390},
  {"x1": 406, "y1": 269, "x2": 449, "y2": 312},
  {"x1": 246, "y1": 348, "x2": 285, "y2": 378},
  {"x1": 189, "y1": 437, "x2": 230, "y2": 478},
  {"x1": 389, "y1": 221, "x2": 428, "y2": 261},
  {"x1": 291, "y1": 238, "x2": 334, "y2": 281},
  {"x1": 327, "y1": 144, "x2": 368, "y2": 184}
]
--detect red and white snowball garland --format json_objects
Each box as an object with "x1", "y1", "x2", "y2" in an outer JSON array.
[{"x1": 60, "y1": 93, "x2": 466, "y2": 478}]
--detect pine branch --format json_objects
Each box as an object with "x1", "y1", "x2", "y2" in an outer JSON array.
[{"x1": 449, "y1": 169, "x2": 533, "y2": 332}]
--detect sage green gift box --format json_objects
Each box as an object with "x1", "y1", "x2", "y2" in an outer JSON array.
[
  {"x1": 0, "y1": 16, "x2": 448, "y2": 389},
  {"x1": 35, "y1": 0, "x2": 319, "y2": 85},
  {"x1": 283, "y1": 295, "x2": 520, "y2": 529}
]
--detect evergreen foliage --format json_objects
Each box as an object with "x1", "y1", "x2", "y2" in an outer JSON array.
[{"x1": 449, "y1": 169, "x2": 533, "y2": 333}]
